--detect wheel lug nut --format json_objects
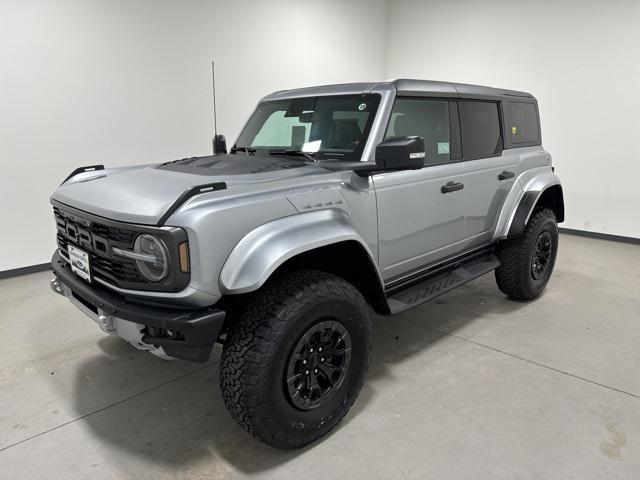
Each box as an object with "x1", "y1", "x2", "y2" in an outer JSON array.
[
  {"x1": 302, "y1": 360, "x2": 306, "y2": 364},
  {"x1": 314, "y1": 369, "x2": 318, "y2": 374},
  {"x1": 305, "y1": 370, "x2": 309, "y2": 375},
  {"x1": 319, "y1": 347, "x2": 322, "y2": 352},
  {"x1": 321, "y1": 357, "x2": 325, "y2": 362},
  {"x1": 310, "y1": 348, "x2": 314, "y2": 353}
]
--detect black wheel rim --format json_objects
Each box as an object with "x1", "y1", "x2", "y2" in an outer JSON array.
[
  {"x1": 531, "y1": 231, "x2": 553, "y2": 280},
  {"x1": 285, "y1": 320, "x2": 352, "y2": 411}
]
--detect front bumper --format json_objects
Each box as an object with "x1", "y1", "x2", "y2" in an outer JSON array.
[{"x1": 51, "y1": 250, "x2": 225, "y2": 362}]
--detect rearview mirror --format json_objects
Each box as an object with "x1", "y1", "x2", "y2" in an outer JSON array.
[{"x1": 375, "y1": 136, "x2": 425, "y2": 171}]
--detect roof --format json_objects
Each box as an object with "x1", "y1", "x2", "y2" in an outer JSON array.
[
  {"x1": 261, "y1": 79, "x2": 534, "y2": 102},
  {"x1": 392, "y1": 79, "x2": 534, "y2": 99},
  {"x1": 262, "y1": 82, "x2": 380, "y2": 101}
]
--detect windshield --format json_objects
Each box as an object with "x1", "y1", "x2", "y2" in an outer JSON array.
[{"x1": 234, "y1": 94, "x2": 381, "y2": 161}]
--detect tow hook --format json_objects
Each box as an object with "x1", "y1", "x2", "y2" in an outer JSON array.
[
  {"x1": 97, "y1": 314, "x2": 116, "y2": 333},
  {"x1": 50, "y1": 278, "x2": 64, "y2": 296}
]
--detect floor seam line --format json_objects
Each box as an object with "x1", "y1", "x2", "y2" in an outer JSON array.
[
  {"x1": 0, "y1": 361, "x2": 218, "y2": 454},
  {"x1": 426, "y1": 326, "x2": 640, "y2": 400}
]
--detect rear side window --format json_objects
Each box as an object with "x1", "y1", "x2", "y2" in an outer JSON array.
[
  {"x1": 459, "y1": 101, "x2": 502, "y2": 159},
  {"x1": 385, "y1": 98, "x2": 451, "y2": 165},
  {"x1": 509, "y1": 102, "x2": 540, "y2": 144}
]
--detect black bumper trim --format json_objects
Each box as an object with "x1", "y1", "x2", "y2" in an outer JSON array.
[{"x1": 51, "y1": 250, "x2": 225, "y2": 362}]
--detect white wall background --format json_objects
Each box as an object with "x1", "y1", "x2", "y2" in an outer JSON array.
[
  {"x1": 386, "y1": 0, "x2": 640, "y2": 239},
  {"x1": 2, "y1": 0, "x2": 640, "y2": 272},
  {"x1": 0, "y1": 0, "x2": 388, "y2": 271}
]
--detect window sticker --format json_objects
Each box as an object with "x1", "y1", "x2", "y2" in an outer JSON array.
[
  {"x1": 358, "y1": 103, "x2": 367, "y2": 111},
  {"x1": 302, "y1": 140, "x2": 322, "y2": 153},
  {"x1": 512, "y1": 126, "x2": 518, "y2": 135},
  {"x1": 437, "y1": 142, "x2": 450, "y2": 154}
]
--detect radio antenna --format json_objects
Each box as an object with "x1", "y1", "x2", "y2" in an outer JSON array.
[
  {"x1": 212, "y1": 61, "x2": 218, "y2": 143},
  {"x1": 210, "y1": 61, "x2": 226, "y2": 154}
]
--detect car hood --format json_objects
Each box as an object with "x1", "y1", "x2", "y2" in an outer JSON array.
[{"x1": 51, "y1": 154, "x2": 320, "y2": 225}]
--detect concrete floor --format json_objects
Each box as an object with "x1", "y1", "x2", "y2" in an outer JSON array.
[{"x1": 1, "y1": 234, "x2": 639, "y2": 479}]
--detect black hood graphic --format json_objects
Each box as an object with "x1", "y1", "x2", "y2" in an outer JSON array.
[{"x1": 156, "y1": 154, "x2": 307, "y2": 176}]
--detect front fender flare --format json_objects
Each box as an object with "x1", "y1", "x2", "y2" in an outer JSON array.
[{"x1": 219, "y1": 209, "x2": 377, "y2": 294}]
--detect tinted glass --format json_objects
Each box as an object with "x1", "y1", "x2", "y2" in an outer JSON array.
[
  {"x1": 385, "y1": 98, "x2": 451, "y2": 164},
  {"x1": 235, "y1": 94, "x2": 381, "y2": 161},
  {"x1": 459, "y1": 101, "x2": 501, "y2": 158},
  {"x1": 509, "y1": 101, "x2": 539, "y2": 144}
]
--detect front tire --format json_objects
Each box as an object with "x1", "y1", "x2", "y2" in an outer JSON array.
[
  {"x1": 220, "y1": 270, "x2": 372, "y2": 449},
  {"x1": 495, "y1": 208, "x2": 559, "y2": 300}
]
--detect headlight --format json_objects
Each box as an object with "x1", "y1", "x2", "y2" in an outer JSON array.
[{"x1": 134, "y1": 234, "x2": 169, "y2": 282}]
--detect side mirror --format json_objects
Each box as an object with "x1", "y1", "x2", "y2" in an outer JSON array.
[
  {"x1": 375, "y1": 136, "x2": 425, "y2": 170},
  {"x1": 213, "y1": 134, "x2": 227, "y2": 154}
]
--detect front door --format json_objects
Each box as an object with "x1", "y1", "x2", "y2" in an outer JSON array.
[{"x1": 373, "y1": 97, "x2": 467, "y2": 281}]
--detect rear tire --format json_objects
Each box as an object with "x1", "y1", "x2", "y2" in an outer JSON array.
[
  {"x1": 219, "y1": 270, "x2": 372, "y2": 449},
  {"x1": 495, "y1": 208, "x2": 559, "y2": 300}
]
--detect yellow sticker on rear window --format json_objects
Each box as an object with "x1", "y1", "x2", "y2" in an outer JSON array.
[{"x1": 512, "y1": 126, "x2": 517, "y2": 135}]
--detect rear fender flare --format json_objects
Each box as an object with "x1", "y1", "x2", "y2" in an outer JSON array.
[{"x1": 494, "y1": 167, "x2": 562, "y2": 240}]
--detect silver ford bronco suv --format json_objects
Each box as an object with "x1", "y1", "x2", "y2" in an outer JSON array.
[{"x1": 50, "y1": 79, "x2": 563, "y2": 449}]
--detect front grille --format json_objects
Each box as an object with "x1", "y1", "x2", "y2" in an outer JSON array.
[
  {"x1": 90, "y1": 223, "x2": 137, "y2": 244},
  {"x1": 54, "y1": 206, "x2": 146, "y2": 286},
  {"x1": 52, "y1": 203, "x2": 190, "y2": 293}
]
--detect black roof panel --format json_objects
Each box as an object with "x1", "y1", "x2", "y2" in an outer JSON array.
[{"x1": 392, "y1": 78, "x2": 534, "y2": 100}]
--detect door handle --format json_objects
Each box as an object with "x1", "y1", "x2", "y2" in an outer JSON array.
[
  {"x1": 441, "y1": 181, "x2": 464, "y2": 194},
  {"x1": 498, "y1": 170, "x2": 515, "y2": 180}
]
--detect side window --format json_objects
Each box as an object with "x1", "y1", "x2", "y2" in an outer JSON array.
[
  {"x1": 509, "y1": 101, "x2": 540, "y2": 144},
  {"x1": 385, "y1": 98, "x2": 451, "y2": 164},
  {"x1": 459, "y1": 101, "x2": 502, "y2": 159}
]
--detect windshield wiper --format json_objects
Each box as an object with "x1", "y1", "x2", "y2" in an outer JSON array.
[
  {"x1": 230, "y1": 146, "x2": 256, "y2": 155},
  {"x1": 269, "y1": 149, "x2": 318, "y2": 163}
]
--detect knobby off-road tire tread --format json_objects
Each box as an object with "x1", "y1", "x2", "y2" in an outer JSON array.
[
  {"x1": 219, "y1": 270, "x2": 371, "y2": 449},
  {"x1": 495, "y1": 208, "x2": 557, "y2": 301}
]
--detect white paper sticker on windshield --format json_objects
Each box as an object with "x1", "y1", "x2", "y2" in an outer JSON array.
[
  {"x1": 438, "y1": 142, "x2": 450, "y2": 154},
  {"x1": 302, "y1": 140, "x2": 322, "y2": 153}
]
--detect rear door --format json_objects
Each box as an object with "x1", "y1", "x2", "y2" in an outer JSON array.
[{"x1": 458, "y1": 100, "x2": 519, "y2": 246}]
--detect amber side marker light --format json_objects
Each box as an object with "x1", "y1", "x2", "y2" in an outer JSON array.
[{"x1": 179, "y1": 242, "x2": 190, "y2": 273}]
